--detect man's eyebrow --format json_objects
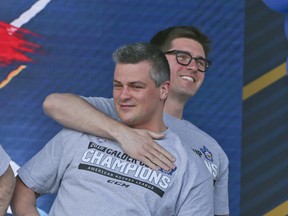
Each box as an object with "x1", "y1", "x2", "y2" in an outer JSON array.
[
  {"x1": 176, "y1": 50, "x2": 206, "y2": 58},
  {"x1": 113, "y1": 80, "x2": 146, "y2": 86},
  {"x1": 113, "y1": 80, "x2": 121, "y2": 83},
  {"x1": 129, "y1": 81, "x2": 146, "y2": 86}
]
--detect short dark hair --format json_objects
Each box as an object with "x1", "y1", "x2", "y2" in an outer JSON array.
[
  {"x1": 150, "y1": 26, "x2": 211, "y2": 57},
  {"x1": 113, "y1": 42, "x2": 170, "y2": 87}
]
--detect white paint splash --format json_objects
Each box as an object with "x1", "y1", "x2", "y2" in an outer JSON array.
[{"x1": 10, "y1": 0, "x2": 51, "y2": 28}]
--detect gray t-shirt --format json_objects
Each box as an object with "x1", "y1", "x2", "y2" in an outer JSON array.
[
  {"x1": 0, "y1": 145, "x2": 10, "y2": 176},
  {"x1": 18, "y1": 127, "x2": 213, "y2": 216},
  {"x1": 163, "y1": 113, "x2": 229, "y2": 215},
  {"x1": 84, "y1": 97, "x2": 229, "y2": 215}
]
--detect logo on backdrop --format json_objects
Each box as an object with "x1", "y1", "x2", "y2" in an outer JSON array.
[
  {"x1": 0, "y1": 0, "x2": 51, "y2": 89},
  {"x1": 0, "y1": 22, "x2": 42, "y2": 89}
]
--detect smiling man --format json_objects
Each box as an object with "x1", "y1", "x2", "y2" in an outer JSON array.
[
  {"x1": 161, "y1": 37, "x2": 210, "y2": 119},
  {"x1": 113, "y1": 55, "x2": 168, "y2": 132}
]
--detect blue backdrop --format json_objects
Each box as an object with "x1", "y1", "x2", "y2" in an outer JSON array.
[{"x1": 1, "y1": 0, "x2": 244, "y2": 215}]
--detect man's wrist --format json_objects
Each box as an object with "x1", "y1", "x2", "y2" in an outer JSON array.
[{"x1": 108, "y1": 121, "x2": 130, "y2": 143}]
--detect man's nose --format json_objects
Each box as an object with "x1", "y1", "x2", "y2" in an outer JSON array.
[
  {"x1": 119, "y1": 87, "x2": 131, "y2": 100},
  {"x1": 185, "y1": 58, "x2": 198, "y2": 71}
]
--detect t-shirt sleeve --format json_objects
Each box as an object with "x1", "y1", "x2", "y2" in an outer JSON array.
[
  {"x1": 0, "y1": 145, "x2": 10, "y2": 176},
  {"x1": 17, "y1": 129, "x2": 75, "y2": 194},
  {"x1": 214, "y1": 150, "x2": 230, "y2": 215},
  {"x1": 81, "y1": 96, "x2": 119, "y2": 120},
  {"x1": 177, "y1": 177, "x2": 214, "y2": 216}
]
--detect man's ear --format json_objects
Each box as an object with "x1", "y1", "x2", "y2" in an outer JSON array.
[{"x1": 160, "y1": 81, "x2": 170, "y2": 100}]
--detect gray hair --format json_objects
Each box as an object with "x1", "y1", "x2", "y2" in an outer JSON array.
[{"x1": 112, "y1": 42, "x2": 170, "y2": 87}]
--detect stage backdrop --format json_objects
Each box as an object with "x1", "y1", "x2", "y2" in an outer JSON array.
[{"x1": 0, "y1": 0, "x2": 286, "y2": 215}]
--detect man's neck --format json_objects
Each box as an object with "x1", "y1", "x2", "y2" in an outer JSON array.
[
  {"x1": 164, "y1": 98, "x2": 186, "y2": 119},
  {"x1": 132, "y1": 123, "x2": 167, "y2": 133},
  {"x1": 130, "y1": 116, "x2": 167, "y2": 133}
]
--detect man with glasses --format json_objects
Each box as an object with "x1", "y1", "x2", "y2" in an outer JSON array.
[
  {"x1": 43, "y1": 26, "x2": 229, "y2": 215},
  {"x1": 164, "y1": 50, "x2": 211, "y2": 73}
]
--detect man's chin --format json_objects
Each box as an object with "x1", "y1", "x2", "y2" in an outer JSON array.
[
  {"x1": 174, "y1": 90, "x2": 196, "y2": 100},
  {"x1": 119, "y1": 117, "x2": 134, "y2": 125}
]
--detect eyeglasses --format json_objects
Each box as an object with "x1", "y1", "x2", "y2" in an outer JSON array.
[{"x1": 165, "y1": 50, "x2": 211, "y2": 72}]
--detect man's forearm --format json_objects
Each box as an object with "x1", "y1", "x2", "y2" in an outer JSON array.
[
  {"x1": 43, "y1": 93, "x2": 126, "y2": 140},
  {"x1": 0, "y1": 166, "x2": 15, "y2": 216},
  {"x1": 10, "y1": 177, "x2": 39, "y2": 216}
]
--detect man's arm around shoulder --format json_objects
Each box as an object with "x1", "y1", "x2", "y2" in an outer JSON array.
[{"x1": 43, "y1": 93, "x2": 176, "y2": 171}]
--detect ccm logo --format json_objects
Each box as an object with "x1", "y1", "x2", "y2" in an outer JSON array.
[{"x1": 107, "y1": 180, "x2": 130, "y2": 188}]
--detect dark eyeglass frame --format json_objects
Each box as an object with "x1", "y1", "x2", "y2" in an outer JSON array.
[{"x1": 165, "y1": 50, "x2": 211, "y2": 72}]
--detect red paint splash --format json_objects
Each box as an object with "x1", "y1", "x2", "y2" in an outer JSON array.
[{"x1": 0, "y1": 21, "x2": 41, "y2": 67}]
